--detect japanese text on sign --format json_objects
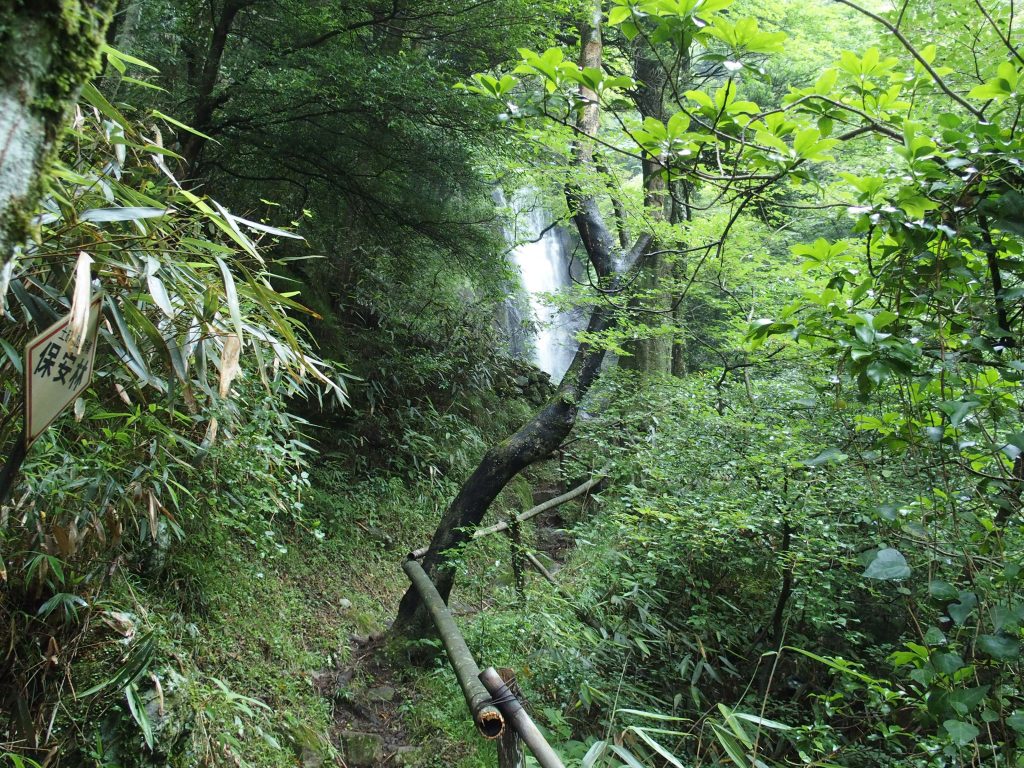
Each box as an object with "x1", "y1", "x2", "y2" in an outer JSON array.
[{"x1": 25, "y1": 295, "x2": 102, "y2": 448}]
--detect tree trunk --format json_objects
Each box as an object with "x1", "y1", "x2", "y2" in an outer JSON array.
[
  {"x1": 619, "y1": 40, "x2": 672, "y2": 375},
  {"x1": 0, "y1": 0, "x2": 115, "y2": 275},
  {"x1": 670, "y1": 178, "x2": 693, "y2": 377},
  {"x1": 391, "y1": 303, "x2": 616, "y2": 637},
  {"x1": 391, "y1": 3, "x2": 651, "y2": 639},
  {"x1": 179, "y1": 0, "x2": 249, "y2": 175}
]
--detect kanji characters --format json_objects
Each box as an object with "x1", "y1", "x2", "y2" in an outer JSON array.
[
  {"x1": 68, "y1": 357, "x2": 89, "y2": 389},
  {"x1": 31, "y1": 337, "x2": 90, "y2": 389},
  {"x1": 33, "y1": 342, "x2": 61, "y2": 379},
  {"x1": 54, "y1": 352, "x2": 75, "y2": 385}
]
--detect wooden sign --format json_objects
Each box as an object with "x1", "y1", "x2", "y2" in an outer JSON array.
[{"x1": 24, "y1": 295, "x2": 102, "y2": 448}]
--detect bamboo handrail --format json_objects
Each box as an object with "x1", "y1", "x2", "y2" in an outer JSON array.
[
  {"x1": 401, "y1": 559, "x2": 504, "y2": 738},
  {"x1": 479, "y1": 667, "x2": 566, "y2": 768},
  {"x1": 409, "y1": 466, "x2": 609, "y2": 560}
]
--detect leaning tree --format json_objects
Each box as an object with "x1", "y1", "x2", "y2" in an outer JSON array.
[{"x1": 391, "y1": 0, "x2": 827, "y2": 637}]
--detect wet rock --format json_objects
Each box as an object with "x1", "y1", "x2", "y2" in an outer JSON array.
[
  {"x1": 392, "y1": 745, "x2": 430, "y2": 766},
  {"x1": 300, "y1": 746, "x2": 324, "y2": 768},
  {"x1": 341, "y1": 731, "x2": 384, "y2": 767},
  {"x1": 366, "y1": 685, "x2": 396, "y2": 703}
]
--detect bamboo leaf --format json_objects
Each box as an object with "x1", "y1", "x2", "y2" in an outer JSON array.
[
  {"x1": 626, "y1": 726, "x2": 685, "y2": 767},
  {"x1": 151, "y1": 109, "x2": 217, "y2": 142},
  {"x1": 80, "y1": 206, "x2": 167, "y2": 222},
  {"x1": 216, "y1": 256, "x2": 245, "y2": 345}
]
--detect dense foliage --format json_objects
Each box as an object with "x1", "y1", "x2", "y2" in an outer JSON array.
[{"x1": 2, "y1": 0, "x2": 1023, "y2": 765}]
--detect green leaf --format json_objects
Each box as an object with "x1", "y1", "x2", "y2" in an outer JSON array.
[
  {"x1": 730, "y1": 711, "x2": 792, "y2": 730},
  {"x1": 151, "y1": 109, "x2": 217, "y2": 142},
  {"x1": 608, "y1": 5, "x2": 632, "y2": 24},
  {"x1": 608, "y1": 744, "x2": 646, "y2": 768},
  {"x1": 863, "y1": 548, "x2": 911, "y2": 580},
  {"x1": 943, "y1": 719, "x2": 979, "y2": 746},
  {"x1": 1008, "y1": 711, "x2": 1024, "y2": 733},
  {"x1": 81, "y1": 82, "x2": 129, "y2": 129},
  {"x1": 216, "y1": 256, "x2": 245, "y2": 345},
  {"x1": 977, "y1": 634, "x2": 1020, "y2": 660},
  {"x1": 101, "y1": 43, "x2": 159, "y2": 72},
  {"x1": 928, "y1": 580, "x2": 958, "y2": 601},
  {"x1": 711, "y1": 724, "x2": 750, "y2": 767},
  {"x1": 623, "y1": 727, "x2": 685, "y2": 767},
  {"x1": 145, "y1": 257, "x2": 175, "y2": 318},
  {"x1": 803, "y1": 447, "x2": 848, "y2": 466},
  {"x1": 126, "y1": 683, "x2": 154, "y2": 749},
  {"x1": 80, "y1": 206, "x2": 167, "y2": 223},
  {"x1": 582, "y1": 740, "x2": 608, "y2": 768},
  {"x1": 948, "y1": 592, "x2": 978, "y2": 625},
  {"x1": 938, "y1": 400, "x2": 979, "y2": 428}
]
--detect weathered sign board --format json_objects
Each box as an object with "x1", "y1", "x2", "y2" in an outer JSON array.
[{"x1": 24, "y1": 295, "x2": 102, "y2": 448}]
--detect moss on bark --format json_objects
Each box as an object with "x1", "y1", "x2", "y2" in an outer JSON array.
[{"x1": 0, "y1": 0, "x2": 115, "y2": 271}]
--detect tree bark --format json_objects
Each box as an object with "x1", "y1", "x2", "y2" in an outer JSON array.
[
  {"x1": 619, "y1": 39, "x2": 672, "y2": 375},
  {"x1": 179, "y1": 0, "x2": 251, "y2": 175},
  {"x1": 391, "y1": 303, "x2": 617, "y2": 637},
  {"x1": 670, "y1": 178, "x2": 693, "y2": 377},
  {"x1": 0, "y1": 0, "x2": 115, "y2": 275}
]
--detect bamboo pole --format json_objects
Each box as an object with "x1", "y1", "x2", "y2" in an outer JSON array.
[
  {"x1": 497, "y1": 668, "x2": 525, "y2": 768},
  {"x1": 409, "y1": 467, "x2": 609, "y2": 560},
  {"x1": 479, "y1": 667, "x2": 565, "y2": 768},
  {"x1": 401, "y1": 559, "x2": 504, "y2": 738}
]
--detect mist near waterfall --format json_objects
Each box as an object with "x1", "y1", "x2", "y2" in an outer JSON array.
[{"x1": 498, "y1": 189, "x2": 580, "y2": 382}]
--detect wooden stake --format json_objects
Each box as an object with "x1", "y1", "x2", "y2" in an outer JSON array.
[
  {"x1": 479, "y1": 667, "x2": 565, "y2": 768},
  {"x1": 509, "y1": 516, "x2": 525, "y2": 602},
  {"x1": 497, "y1": 668, "x2": 524, "y2": 768}
]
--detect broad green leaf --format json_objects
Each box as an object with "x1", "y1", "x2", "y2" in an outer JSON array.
[
  {"x1": 863, "y1": 548, "x2": 911, "y2": 580},
  {"x1": 949, "y1": 592, "x2": 978, "y2": 625},
  {"x1": 938, "y1": 400, "x2": 979, "y2": 428},
  {"x1": 608, "y1": 5, "x2": 632, "y2": 24},
  {"x1": 943, "y1": 719, "x2": 979, "y2": 746},
  {"x1": 928, "y1": 580, "x2": 958, "y2": 601},
  {"x1": 977, "y1": 634, "x2": 1020, "y2": 660},
  {"x1": 1008, "y1": 711, "x2": 1024, "y2": 733}
]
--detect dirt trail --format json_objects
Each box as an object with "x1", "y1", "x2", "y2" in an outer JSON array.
[{"x1": 316, "y1": 475, "x2": 588, "y2": 766}]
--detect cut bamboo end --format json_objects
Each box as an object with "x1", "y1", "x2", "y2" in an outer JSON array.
[{"x1": 476, "y1": 706, "x2": 505, "y2": 739}]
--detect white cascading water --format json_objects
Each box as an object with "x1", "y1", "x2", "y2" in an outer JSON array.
[{"x1": 500, "y1": 189, "x2": 578, "y2": 382}]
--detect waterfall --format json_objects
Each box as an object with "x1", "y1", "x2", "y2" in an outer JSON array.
[{"x1": 498, "y1": 189, "x2": 579, "y2": 383}]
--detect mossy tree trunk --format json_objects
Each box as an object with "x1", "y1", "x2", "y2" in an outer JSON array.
[
  {"x1": 392, "y1": 3, "x2": 651, "y2": 639},
  {"x1": 0, "y1": 0, "x2": 115, "y2": 274},
  {"x1": 618, "y1": 40, "x2": 673, "y2": 375},
  {"x1": 670, "y1": 177, "x2": 693, "y2": 377}
]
